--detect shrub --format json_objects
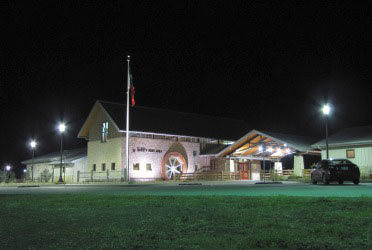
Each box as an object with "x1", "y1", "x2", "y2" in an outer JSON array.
[
  {"x1": 40, "y1": 169, "x2": 52, "y2": 182},
  {"x1": 0, "y1": 170, "x2": 6, "y2": 183}
]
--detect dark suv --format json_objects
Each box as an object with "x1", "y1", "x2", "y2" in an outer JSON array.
[{"x1": 311, "y1": 159, "x2": 360, "y2": 185}]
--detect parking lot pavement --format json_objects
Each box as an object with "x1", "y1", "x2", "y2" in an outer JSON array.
[{"x1": 0, "y1": 181, "x2": 371, "y2": 197}]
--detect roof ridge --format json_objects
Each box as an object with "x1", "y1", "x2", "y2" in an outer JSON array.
[
  {"x1": 98, "y1": 100, "x2": 249, "y2": 123},
  {"x1": 261, "y1": 130, "x2": 315, "y2": 139}
]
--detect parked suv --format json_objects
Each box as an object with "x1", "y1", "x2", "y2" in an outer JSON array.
[{"x1": 311, "y1": 159, "x2": 360, "y2": 185}]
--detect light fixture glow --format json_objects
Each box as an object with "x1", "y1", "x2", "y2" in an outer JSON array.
[
  {"x1": 285, "y1": 148, "x2": 290, "y2": 154},
  {"x1": 322, "y1": 105, "x2": 330, "y2": 115},
  {"x1": 5, "y1": 165, "x2": 11, "y2": 171},
  {"x1": 30, "y1": 140, "x2": 37, "y2": 148},
  {"x1": 58, "y1": 123, "x2": 66, "y2": 133},
  {"x1": 258, "y1": 146, "x2": 263, "y2": 152},
  {"x1": 267, "y1": 147, "x2": 273, "y2": 153},
  {"x1": 23, "y1": 169, "x2": 27, "y2": 173}
]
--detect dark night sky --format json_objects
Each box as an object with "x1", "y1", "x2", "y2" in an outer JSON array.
[{"x1": 1, "y1": 1, "x2": 372, "y2": 174}]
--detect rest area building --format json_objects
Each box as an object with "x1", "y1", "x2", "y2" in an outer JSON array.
[{"x1": 23, "y1": 100, "x2": 321, "y2": 183}]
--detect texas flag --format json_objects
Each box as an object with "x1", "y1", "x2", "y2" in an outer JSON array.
[{"x1": 129, "y1": 73, "x2": 135, "y2": 107}]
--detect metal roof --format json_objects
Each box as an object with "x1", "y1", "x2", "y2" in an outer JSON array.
[
  {"x1": 312, "y1": 126, "x2": 372, "y2": 149},
  {"x1": 87, "y1": 100, "x2": 251, "y2": 141},
  {"x1": 259, "y1": 131, "x2": 317, "y2": 152},
  {"x1": 21, "y1": 148, "x2": 87, "y2": 165},
  {"x1": 218, "y1": 129, "x2": 318, "y2": 158}
]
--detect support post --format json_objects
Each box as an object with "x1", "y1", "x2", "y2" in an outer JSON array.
[
  {"x1": 31, "y1": 149, "x2": 34, "y2": 182},
  {"x1": 58, "y1": 133, "x2": 64, "y2": 183},
  {"x1": 77, "y1": 171, "x2": 80, "y2": 183},
  {"x1": 91, "y1": 170, "x2": 93, "y2": 182}
]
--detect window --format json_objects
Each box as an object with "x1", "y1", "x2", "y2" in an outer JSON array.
[
  {"x1": 93, "y1": 164, "x2": 96, "y2": 171},
  {"x1": 346, "y1": 149, "x2": 355, "y2": 158},
  {"x1": 101, "y1": 122, "x2": 109, "y2": 142},
  {"x1": 146, "y1": 163, "x2": 152, "y2": 171},
  {"x1": 195, "y1": 165, "x2": 199, "y2": 172},
  {"x1": 133, "y1": 163, "x2": 140, "y2": 171},
  {"x1": 111, "y1": 163, "x2": 116, "y2": 170},
  {"x1": 102, "y1": 163, "x2": 106, "y2": 171}
]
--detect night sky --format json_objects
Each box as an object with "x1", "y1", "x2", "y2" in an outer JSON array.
[{"x1": 2, "y1": 1, "x2": 372, "y2": 175}]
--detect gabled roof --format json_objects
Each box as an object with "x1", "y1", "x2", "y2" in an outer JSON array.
[
  {"x1": 79, "y1": 100, "x2": 251, "y2": 141},
  {"x1": 258, "y1": 131, "x2": 317, "y2": 152},
  {"x1": 218, "y1": 129, "x2": 317, "y2": 157},
  {"x1": 21, "y1": 148, "x2": 87, "y2": 165},
  {"x1": 312, "y1": 126, "x2": 372, "y2": 149}
]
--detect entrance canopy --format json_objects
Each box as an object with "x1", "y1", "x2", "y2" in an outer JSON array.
[{"x1": 217, "y1": 130, "x2": 319, "y2": 160}]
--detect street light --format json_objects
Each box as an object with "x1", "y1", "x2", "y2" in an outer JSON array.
[
  {"x1": 322, "y1": 104, "x2": 331, "y2": 159},
  {"x1": 5, "y1": 165, "x2": 11, "y2": 171},
  {"x1": 58, "y1": 123, "x2": 66, "y2": 183},
  {"x1": 30, "y1": 140, "x2": 37, "y2": 181}
]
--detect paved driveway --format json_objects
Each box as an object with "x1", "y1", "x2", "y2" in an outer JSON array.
[{"x1": 1, "y1": 181, "x2": 371, "y2": 197}]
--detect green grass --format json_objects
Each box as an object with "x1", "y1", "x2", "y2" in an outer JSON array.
[{"x1": 0, "y1": 194, "x2": 371, "y2": 249}]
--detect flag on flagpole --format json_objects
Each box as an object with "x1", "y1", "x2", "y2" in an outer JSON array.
[
  {"x1": 129, "y1": 73, "x2": 135, "y2": 107},
  {"x1": 131, "y1": 81, "x2": 135, "y2": 107}
]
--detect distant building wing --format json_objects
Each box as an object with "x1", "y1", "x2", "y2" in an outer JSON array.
[{"x1": 312, "y1": 126, "x2": 372, "y2": 149}]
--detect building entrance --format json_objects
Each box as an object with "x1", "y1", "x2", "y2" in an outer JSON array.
[{"x1": 238, "y1": 162, "x2": 251, "y2": 180}]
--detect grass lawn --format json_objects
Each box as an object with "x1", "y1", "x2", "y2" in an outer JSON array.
[{"x1": 0, "y1": 194, "x2": 371, "y2": 249}]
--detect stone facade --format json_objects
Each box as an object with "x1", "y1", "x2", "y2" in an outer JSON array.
[{"x1": 122, "y1": 136, "x2": 200, "y2": 181}]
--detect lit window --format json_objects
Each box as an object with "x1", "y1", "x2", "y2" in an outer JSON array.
[
  {"x1": 346, "y1": 149, "x2": 355, "y2": 158},
  {"x1": 93, "y1": 164, "x2": 96, "y2": 171},
  {"x1": 101, "y1": 122, "x2": 109, "y2": 142},
  {"x1": 111, "y1": 163, "x2": 115, "y2": 170},
  {"x1": 133, "y1": 163, "x2": 140, "y2": 171},
  {"x1": 102, "y1": 163, "x2": 106, "y2": 171},
  {"x1": 146, "y1": 164, "x2": 152, "y2": 171}
]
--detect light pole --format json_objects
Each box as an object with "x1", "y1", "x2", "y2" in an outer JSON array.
[
  {"x1": 5, "y1": 165, "x2": 11, "y2": 181},
  {"x1": 322, "y1": 104, "x2": 331, "y2": 159},
  {"x1": 30, "y1": 140, "x2": 36, "y2": 181},
  {"x1": 58, "y1": 123, "x2": 66, "y2": 183}
]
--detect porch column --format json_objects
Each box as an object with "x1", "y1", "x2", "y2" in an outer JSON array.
[{"x1": 293, "y1": 155, "x2": 304, "y2": 177}]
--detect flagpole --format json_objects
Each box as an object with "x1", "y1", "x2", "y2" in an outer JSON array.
[{"x1": 126, "y1": 55, "x2": 131, "y2": 182}]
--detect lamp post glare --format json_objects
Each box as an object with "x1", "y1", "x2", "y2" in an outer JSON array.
[
  {"x1": 30, "y1": 140, "x2": 37, "y2": 182},
  {"x1": 322, "y1": 104, "x2": 331, "y2": 159},
  {"x1": 322, "y1": 105, "x2": 330, "y2": 115},
  {"x1": 58, "y1": 123, "x2": 66, "y2": 133},
  {"x1": 5, "y1": 165, "x2": 11, "y2": 171},
  {"x1": 58, "y1": 123, "x2": 66, "y2": 183}
]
